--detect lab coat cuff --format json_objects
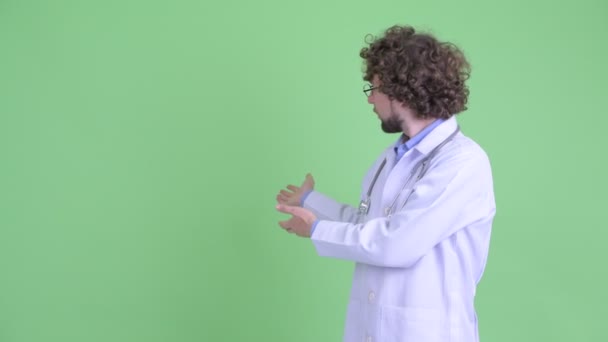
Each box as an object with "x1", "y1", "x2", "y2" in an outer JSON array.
[
  {"x1": 310, "y1": 220, "x2": 320, "y2": 237},
  {"x1": 300, "y1": 190, "x2": 313, "y2": 206}
]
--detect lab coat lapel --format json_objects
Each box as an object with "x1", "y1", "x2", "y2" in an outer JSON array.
[{"x1": 379, "y1": 117, "x2": 459, "y2": 215}]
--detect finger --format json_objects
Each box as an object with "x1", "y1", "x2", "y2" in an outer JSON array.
[
  {"x1": 276, "y1": 204, "x2": 308, "y2": 218},
  {"x1": 278, "y1": 190, "x2": 294, "y2": 204},
  {"x1": 277, "y1": 205, "x2": 316, "y2": 226},
  {"x1": 279, "y1": 221, "x2": 295, "y2": 234},
  {"x1": 286, "y1": 185, "x2": 298, "y2": 192},
  {"x1": 276, "y1": 204, "x2": 296, "y2": 216},
  {"x1": 280, "y1": 190, "x2": 293, "y2": 196}
]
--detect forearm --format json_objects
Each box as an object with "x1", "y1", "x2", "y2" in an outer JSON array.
[
  {"x1": 302, "y1": 190, "x2": 361, "y2": 224},
  {"x1": 309, "y1": 155, "x2": 495, "y2": 267},
  {"x1": 310, "y1": 194, "x2": 494, "y2": 268}
]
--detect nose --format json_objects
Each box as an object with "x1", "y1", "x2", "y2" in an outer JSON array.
[{"x1": 367, "y1": 93, "x2": 374, "y2": 104}]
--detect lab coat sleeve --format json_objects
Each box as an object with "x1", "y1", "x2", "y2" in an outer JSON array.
[
  {"x1": 302, "y1": 190, "x2": 361, "y2": 224},
  {"x1": 310, "y1": 148, "x2": 496, "y2": 268}
]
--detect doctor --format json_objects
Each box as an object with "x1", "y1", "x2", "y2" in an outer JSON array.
[{"x1": 276, "y1": 25, "x2": 495, "y2": 342}]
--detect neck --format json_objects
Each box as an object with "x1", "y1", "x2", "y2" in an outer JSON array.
[
  {"x1": 390, "y1": 100, "x2": 437, "y2": 139},
  {"x1": 401, "y1": 116, "x2": 437, "y2": 139}
]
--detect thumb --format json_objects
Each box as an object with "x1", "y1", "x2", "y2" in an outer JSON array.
[
  {"x1": 276, "y1": 204, "x2": 298, "y2": 216},
  {"x1": 276, "y1": 204, "x2": 315, "y2": 223},
  {"x1": 303, "y1": 173, "x2": 315, "y2": 189}
]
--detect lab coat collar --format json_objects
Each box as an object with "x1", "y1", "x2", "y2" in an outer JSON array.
[{"x1": 413, "y1": 116, "x2": 459, "y2": 155}]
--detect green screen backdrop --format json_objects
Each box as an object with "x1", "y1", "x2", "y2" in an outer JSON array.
[{"x1": 1, "y1": 0, "x2": 607, "y2": 341}]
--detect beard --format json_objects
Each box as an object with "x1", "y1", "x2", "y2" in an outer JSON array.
[{"x1": 380, "y1": 113, "x2": 403, "y2": 133}]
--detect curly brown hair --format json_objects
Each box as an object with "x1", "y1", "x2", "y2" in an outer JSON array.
[{"x1": 360, "y1": 25, "x2": 471, "y2": 119}]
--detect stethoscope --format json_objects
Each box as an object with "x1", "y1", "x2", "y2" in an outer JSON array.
[{"x1": 358, "y1": 126, "x2": 460, "y2": 219}]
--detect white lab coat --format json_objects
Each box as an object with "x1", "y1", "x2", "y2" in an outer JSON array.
[{"x1": 304, "y1": 117, "x2": 496, "y2": 342}]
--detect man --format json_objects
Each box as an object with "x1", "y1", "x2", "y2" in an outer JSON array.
[{"x1": 276, "y1": 25, "x2": 496, "y2": 342}]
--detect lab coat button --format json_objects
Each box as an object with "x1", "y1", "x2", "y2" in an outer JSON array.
[{"x1": 368, "y1": 291, "x2": 375, "y2": 303}]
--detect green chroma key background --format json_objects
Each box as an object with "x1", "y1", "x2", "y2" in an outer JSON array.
[{"x1": 1, "y1": 0, "x2": 606, "y2": 340}]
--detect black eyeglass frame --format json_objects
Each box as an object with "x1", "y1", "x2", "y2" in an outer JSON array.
[{"x1": 363, "y1": 84, "x2": 378, "y2": 97}]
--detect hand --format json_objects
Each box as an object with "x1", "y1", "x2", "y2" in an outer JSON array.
[
  {"x1": 276, "y1": 204, "x2": 317, "y2": 238},
  {"x1": 276, "y1": 173, "x2": 315, "y2": 207}
]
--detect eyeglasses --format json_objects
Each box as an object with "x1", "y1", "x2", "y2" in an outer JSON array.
[{"x1": 363, "y1": 83, "x2": 378, "y2": 97}]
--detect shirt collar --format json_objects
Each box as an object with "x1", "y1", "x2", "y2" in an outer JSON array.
[{"x1": 394, "y1": 118, "x2": 445, "y2": 154}]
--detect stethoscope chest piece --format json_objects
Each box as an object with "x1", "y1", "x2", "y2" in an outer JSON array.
[
  {"x1": 384, "y1": 207, "x2": 392, "y2": 217},
  {"x1": 358, "y1": 198, "x2": 370, "y2": 215}
]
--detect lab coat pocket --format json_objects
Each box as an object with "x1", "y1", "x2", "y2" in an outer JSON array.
[{"x1": 380, "y1": 305, "x2": 442, "y2": 342}]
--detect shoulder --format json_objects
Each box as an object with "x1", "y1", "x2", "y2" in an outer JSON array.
[
  {"x1": 431, "y1": 133, "x2": 493, "y2": 180},
  {"x1": 443, "y1": 133, "x2": 489, "y2": 162}
]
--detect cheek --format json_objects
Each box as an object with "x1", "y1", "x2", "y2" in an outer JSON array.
[{"x1": 378, "y1": 102, "x2": 390, "y2": 114}]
